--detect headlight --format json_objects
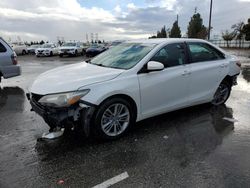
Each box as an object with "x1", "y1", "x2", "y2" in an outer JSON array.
[{"x1": 38, "y1": 89, "x2": 90, "y2": 107}]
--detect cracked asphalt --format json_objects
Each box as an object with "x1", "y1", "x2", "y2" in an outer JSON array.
[{"x1": 0, "y1": 53, "x2": 250, "y2": 188}]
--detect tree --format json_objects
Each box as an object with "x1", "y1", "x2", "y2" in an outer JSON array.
[
  {"x1": 39, "y1": 40, "x2": 45, "y2": 45},
  {"x1": 232, "y1": 21, "x2": 245, "y2": 48},
  {"x1": 149, "y1": 25, "x2": 168, "y2": 39},
  {"x1": 187, "y1": 13, "x2": 208, "y2": 39},
  {"x1": 156, "y1": 26, "x2": 167, "y2": 38},
  {"x1": 243, "y1": 18, "x2": 250, "y2": 41},
  {"x1": 169, "y1": 21, "x2": 181, "y2": 38},
  {"x1": 222, "y1": 30, "x2": 236, "y2": 47}
]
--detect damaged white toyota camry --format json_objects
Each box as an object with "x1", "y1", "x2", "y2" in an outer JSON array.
[{"x1": 27, "y1": 39, "x2": 241, "y2": 140}]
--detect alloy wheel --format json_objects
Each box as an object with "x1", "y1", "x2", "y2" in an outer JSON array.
[
  {"x1": 101, "y1": 103, "x2": 130, "y2": 137},
  {"x1": 212, "y1": 83, "x2": 230, "y2": 105}
]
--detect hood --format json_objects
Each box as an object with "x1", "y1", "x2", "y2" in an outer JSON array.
[
  {"x1": 36, "y1": 47, "x2": 51, "y2": 51},
  {"x1": 30, "y1": 62, "x2": 124, "y2": 95},
  {"x1": 87, "y1": 48, "x2": 101, "y2": 52}
]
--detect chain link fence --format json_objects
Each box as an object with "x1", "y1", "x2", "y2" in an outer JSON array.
[{"x1": 210, "y1": 40, "x2": 250, "y2": 48}]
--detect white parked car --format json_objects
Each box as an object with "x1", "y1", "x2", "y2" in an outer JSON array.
[
  {"x1": 28, "y1": 39, "x2": 241, "y2": 140},
  {"x1": 59, "y1": 42, "x2": 84, "y2": 57},
  {"x1": 35, "y1": 43, "x2": 59, "y2": 57},
  {"x1": 27, "y1": 44, "x2": 40, "y2": 54},
  {"x1": 11, "y1": 42, "x2": 28, "y2": 55}
]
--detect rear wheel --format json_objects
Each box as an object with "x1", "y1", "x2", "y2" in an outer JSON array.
[
  {"x1": 211, "y1": 81, "x2": 231, "y2": 105},
  {"x1": 92, "y1": 98, "x2": 136, "y2": 140}
]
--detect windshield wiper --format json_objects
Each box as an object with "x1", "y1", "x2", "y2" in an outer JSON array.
[
  {"x1": 85, "y1": 59, "x2": 92, "y2": 64},
  {"x1": 95, "y1": 63, "x2": 107, "y2": 67}
]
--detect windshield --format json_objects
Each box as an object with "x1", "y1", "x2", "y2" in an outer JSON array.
[
  {"x1": 42, "y1": 44, "x2": 52, "y2": 48},
  {"x1": 90, "y1": 44, "x2": 98, "y2": 48},
  {"x1": 90, "y1": 43, "x2": 155, "y2": 69},
  {"x1": 62, "y1": 42, "x2": 76, "y2": 47}
]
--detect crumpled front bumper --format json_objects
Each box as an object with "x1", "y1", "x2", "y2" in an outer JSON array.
[{"x1": 26, "y1": 93, "x2": 96, "y2": 136}]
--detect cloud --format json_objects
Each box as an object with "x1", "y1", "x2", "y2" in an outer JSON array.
[
  {"x1": 127, "y1": 3, "x2": 137, "y2": 10},
  {"x1": 0, "y1": 0, "x2": 249, "y2": 42}
]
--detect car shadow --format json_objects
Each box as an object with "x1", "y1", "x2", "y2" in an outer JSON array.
[{"x1": 35, "y1": 103, "x2": 235, "y2": 164}]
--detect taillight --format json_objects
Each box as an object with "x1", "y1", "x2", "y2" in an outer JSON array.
[
  {"x1": 236, "y1": 61, "x2": 241, "y2": 68},
  {"x1": 11, "y1": 53, "x2": 18, "y2": 65}
]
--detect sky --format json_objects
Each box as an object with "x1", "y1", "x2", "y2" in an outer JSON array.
[{"x1": 0, "y1": 0, "x2": 249, "y2": 42}]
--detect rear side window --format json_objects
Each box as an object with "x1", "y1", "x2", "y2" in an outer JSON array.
[
  {"x1": 188, "y1": 43, "x2": 224, "y2": 63},
  {"x1": 0, "y1": 42, "x2": 7, "y2": 53},
  {"x1": 150, "y1": 43, "x2": 186, "y2": 68}
]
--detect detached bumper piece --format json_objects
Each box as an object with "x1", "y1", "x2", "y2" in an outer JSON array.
[{"x1": 26, "y1": 93, "x2": 96, "y2": 137}]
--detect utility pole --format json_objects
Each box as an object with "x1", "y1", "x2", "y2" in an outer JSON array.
[
  {"x1": 177, "y1": 14, "x2": 179, "y2": 25},
  {"x1": 208, "y1": 0, "x2": 213, "y2": 40}
]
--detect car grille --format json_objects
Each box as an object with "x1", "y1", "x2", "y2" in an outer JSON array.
[{"x1": 38, "y1": 50, "x2": 44, "y2": 53}]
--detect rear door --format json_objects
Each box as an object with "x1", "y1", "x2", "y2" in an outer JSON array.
[
  {"x1": 138, "y1": 43, "x2": 191, "y2": 118},
  {"x1": 186, "y1": 42, "x2": 228, "y2": 105}
]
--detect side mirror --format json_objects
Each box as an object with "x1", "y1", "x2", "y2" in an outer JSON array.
[{"x1": 147, "y1": 61, "x2": 164, "y2": 72}]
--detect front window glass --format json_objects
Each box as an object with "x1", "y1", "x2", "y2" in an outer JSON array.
[
  {"x1": 62, "y1": 42, "x2": 76, "y2": 47},
  {"x1": 42, "y1": 44, "x2": 52, "y2": 48},
  {"x1": 150, "y1": 43, "x2": 186, "y2": 68},
  {"x1": 90, "y1": 43, "x2": 156, "y2": 69}
]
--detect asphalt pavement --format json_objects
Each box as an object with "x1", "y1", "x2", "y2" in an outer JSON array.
[{"x1": 0, "y1": 54, "x2": 250, "y2": 188}]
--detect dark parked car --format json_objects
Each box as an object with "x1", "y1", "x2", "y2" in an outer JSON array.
[{"x1": 85, "y1": 44, "x2": 106, "y2": 57}]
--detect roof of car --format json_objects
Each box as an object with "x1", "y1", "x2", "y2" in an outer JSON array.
[{"x1": 126, "y1": 38, "x2": 208, "y2": 45}]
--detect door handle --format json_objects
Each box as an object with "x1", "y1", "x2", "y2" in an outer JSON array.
[
  {"x1": 182, "y1": 71, "x2": 191, "y2": 76},
  {"x1": 220, "y1": 63, "x2": 228, "y2": 68}
]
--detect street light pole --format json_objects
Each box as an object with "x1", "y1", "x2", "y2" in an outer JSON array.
[{"x1": 208, "y1": 0, "x2": 213, "y2": 40}]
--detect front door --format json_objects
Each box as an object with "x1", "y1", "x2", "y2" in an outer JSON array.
[{"x1": 138, "y1": 43, "x2": 191, "y2": 119}]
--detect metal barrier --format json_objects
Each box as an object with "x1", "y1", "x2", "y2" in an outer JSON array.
[{"x1": 210, "y1": 40, "x2": 250, "y2": 48}]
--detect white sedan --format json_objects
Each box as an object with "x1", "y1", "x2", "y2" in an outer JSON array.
[
  {"x1": 28, "y1": 38, "x2": 241, "y2": 140},
  {"x1": 35, "y1": 43, "x2": 59, "y2": 57}
]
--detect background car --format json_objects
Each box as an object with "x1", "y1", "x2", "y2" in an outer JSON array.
[
  {"x1": 58, "y1": 42, "x2": 84, "y2": 57},
  {"x1": 11, "y1": 42, "x2": 28, "y2": 55},
  {"x1": 35, "y1": 43, "x2": 59, "y2": 57},
  {"x1": 27, "y1": 45, "x2": 40, "y2": 54},
  {"x1": 0, "y1": 37, "x2": 21, "y2": 83},
  {"x1": 85, "y1": 44, "x2": 106, "y2": 57}
]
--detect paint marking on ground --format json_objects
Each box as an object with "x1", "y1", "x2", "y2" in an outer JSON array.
[
  {"x1": 223, "y1": 117, "x2": 239, "y2": 123},
  {"x1": 92, "y1": 172, "x2": 129, "y2": 188}
]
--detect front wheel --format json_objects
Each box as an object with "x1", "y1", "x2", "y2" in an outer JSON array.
[
  {"x1": 211, "y1": 81, "x2": 231, "y2": 105},
  {"x1": 92, "y1": 98, "x2": 136, "y2": 140}
]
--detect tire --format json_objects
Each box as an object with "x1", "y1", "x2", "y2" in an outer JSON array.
[
  {"x1": 75, "y1": 50, "x2": 78, "y2": 57},
  {"x1": 211, "y1": 81, "x2": 231, "y2": 106},
  {"x1": 92, "y1": 97, "x2": 136, "y2": 140},
  {"x1": 59, "y1": 54, "x2": 63, "y2": 57},
  {"x1": 50, "y1": 51, "x2": 53, "y2": 56},
  {"x1": 22, "y1": 50, "x2": 26, "y2": 55}
]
